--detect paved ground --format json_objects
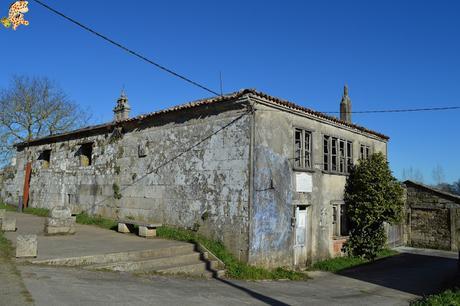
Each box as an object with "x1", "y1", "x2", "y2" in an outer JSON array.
[
  {"x1": 18, "y1": 248, "x2": 458, "y2": 306},
  {"x1": 4, "y1": 212, "x2": 190, "y2": 262},
  {"x1": 3, "y1": 212, "x2": 459, "y2": 305},
  {"x1": 0, "y1": 242, "x2": 33, "y2": 306},
  {"x1": 19, "y1": 265, "x2": 415, "y2": 306}
]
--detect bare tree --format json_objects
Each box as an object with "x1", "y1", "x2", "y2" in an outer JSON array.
[
  {"x1": 402, "y1": 166, "x2": 424, "y2": 183},
  {"x1": 0, "y1": 75, "x2": 90, "y2": 165},
  {"x1": 432, "y1": 164, "x2": 445, "y2": 186}
]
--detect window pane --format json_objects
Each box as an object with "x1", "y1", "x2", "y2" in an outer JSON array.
[
  {"x1": 340, "y1": 205, "x2": 349, "y2": 236},
  {"x1": 332, "y1": 206, "x2": 339, "y2": 236},
  {"x1": 294, "y1": 129, "x2": 302, "y2": 167},
  {"x1": 331, "y1": 138, "x2": 337, "y2": 171},
  {"x1": 323, "y1": 136, "x2": 329, "y2": 171},
  {"x1": 339, "y1": 140, "x2": 345, "y2": 173},
  {"x1": 304, "y1": 132, "x2": 311, "y2": 168}
]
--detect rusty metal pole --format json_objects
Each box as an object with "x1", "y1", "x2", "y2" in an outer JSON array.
[{"x1": 22, "y1": 162, "x2": 32, "y2": 209}]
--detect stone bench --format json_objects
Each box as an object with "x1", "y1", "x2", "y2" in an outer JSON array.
[{"x1": 117, "y1": 220, "x2": 162, "y2": 238}]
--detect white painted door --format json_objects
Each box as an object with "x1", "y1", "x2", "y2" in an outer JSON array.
[{"x1": 294, "y1": 207, "x2": 307, "y2": 266}]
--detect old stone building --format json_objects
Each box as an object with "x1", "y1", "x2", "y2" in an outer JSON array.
[
  {"x1": 2, "y1": 87, "x2": 389, "y2": 268},
  {"x1": 404, "y1": 180, "x2": 460, "y2": 251}
]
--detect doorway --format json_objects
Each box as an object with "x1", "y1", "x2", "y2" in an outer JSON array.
[{"x1": 294, "y1": 205, "x2": 308, "y2": 266}]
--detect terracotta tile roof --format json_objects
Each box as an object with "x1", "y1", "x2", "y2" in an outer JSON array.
[{"x1": 15, "y1": 89, "x2": 388, "y2": 148}]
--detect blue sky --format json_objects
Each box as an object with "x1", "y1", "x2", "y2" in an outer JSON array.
[{"x1": 1, "y1": 0, "x2": 459, "y2": 183}]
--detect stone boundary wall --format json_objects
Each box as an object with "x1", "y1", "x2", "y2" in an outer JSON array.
[{"x1": 405, "y1": 183, "x2": 460, "y2": 251}]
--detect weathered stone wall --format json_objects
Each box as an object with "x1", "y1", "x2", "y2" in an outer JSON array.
[
  {"x1": 0, "y1": 166, "x2": 17, "y2": 204},
  {"x1": 13, "y1": 102, "x2": 251, "y2": 261},
  {"x1": 249, "y1": 101, "x2": 387, "y2": 268},
  {"x1": 406, "y1": 184, "x2": 460, "y2": 251}
]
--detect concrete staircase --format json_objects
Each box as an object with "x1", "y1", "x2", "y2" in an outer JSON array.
[{"x1": 32, "y1": 243, "x2": 225, "y2": 278}]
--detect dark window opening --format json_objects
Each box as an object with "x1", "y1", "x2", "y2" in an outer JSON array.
[
  {"x1": 80, "y1": 143, "x2": 93, "y2": 166},
  {"x1": 38, "y1": 149, "x2": 51, "y2": 169}
]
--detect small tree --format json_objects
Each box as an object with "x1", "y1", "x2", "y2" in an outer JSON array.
[
  {"x1": 343, "y1": 152, "x2": 404, "y2": 260},
  {"x1": 0, "y1": 75, "x2": 90, "y2": 165}
]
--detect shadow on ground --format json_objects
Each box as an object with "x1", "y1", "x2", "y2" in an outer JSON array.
[{"x1": 338, "y1": 253, "x2": 458, "y2": 296}]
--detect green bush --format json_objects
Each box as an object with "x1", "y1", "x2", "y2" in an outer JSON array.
[{"x1": 343, "y1": 153, "x2": 404, "y2": 260}]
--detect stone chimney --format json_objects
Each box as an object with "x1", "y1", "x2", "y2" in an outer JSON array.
[
  {"x1": 340, "y1": 85, "x2": 352, "y2": 123},
  {"x1": 113, "y1": 89, "x2": 131, "y2": 122}
]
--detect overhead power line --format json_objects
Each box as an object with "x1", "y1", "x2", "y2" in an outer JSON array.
[
  {"x1": 323, "y1": 106, "x2": 460, "y2": 114},
  {"x1": 30, "y1": 0, "x2": 221, "y2": 96}
]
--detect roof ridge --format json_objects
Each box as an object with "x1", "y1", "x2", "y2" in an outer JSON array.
[{"x1": 15, "y1": 88, "x2": 388, "y2": 148}]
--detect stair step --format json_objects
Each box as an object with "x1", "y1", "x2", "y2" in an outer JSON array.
[
  {"x1": 157, "y1": 262, "x2": 209, "y2": 275},
  {"x1": 156, "y1": 260, "x2": 222, "y2": 278},
  {"x1": 32, "y1": 244, "x2": 195, "y2": 267},
  {"x1": 87, "y1": 252, "x2": 202, "y2": 272}
]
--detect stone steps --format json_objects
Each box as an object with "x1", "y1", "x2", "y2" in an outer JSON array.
[
  {"x1": 31, "y1": 244, "x2": 195, "y2": 266},
  {"x1": 32, "y1": 242, "x2": 225, "y2": 278},
  {"x1": 85, "y1": 249, "x2": 224, "y2": 278},
  {"x1": 86, "y1": 252, "x2": 202, "y2": 272}
]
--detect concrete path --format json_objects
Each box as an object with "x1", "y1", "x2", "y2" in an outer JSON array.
[
  {"x1": 19, "y1": 265, "x2": 414, "y2": 306},
  {"x1": 4, "y1": 212, "x2": 191, "y2": 262},
  {"x1": 18, "y1": 248, "x2": 458, "y2": 306}
]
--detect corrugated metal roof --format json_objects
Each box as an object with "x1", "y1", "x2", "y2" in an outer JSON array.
[{"x1": 15, "y1": 89, "x2": 389, "y2": 148}]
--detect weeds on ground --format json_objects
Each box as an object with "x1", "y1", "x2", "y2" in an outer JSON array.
[
  {"x1": 311, "y1": 249, "x2": 399, "y2": 273},
  {"x1": 0, "y1": 203, "x2": 17, "y2": 212},
  {"x1": 23, "y1": 207, "x2": 49, "y2": 217},
  {"x1": 157, "y1": 226, "x2": 308, "y2": 281},
  {"x1": 0, "y1": 203, "x2": 49, "y2": 217},
  {"x1": 411, "y1": 289, "x2": 460, "y2": 306},
  {"x1": 75, "y1": 212, "x2": 118, "y2": 230}
]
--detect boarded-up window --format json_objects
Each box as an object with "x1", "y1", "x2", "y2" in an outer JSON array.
[{"x1": 294, "y1": 128, "x2": 312, "y2": 169}]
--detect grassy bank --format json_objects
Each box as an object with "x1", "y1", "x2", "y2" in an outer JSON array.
[
  {"x1": 311, "y1": 249, "x2": 398, "y2": 273},
  {"x1": 157, "y1": 226, "x2": 308, "y2": 281},
  {"x1": 411, "y1": 289, "x2": 460, "y2": 306}
]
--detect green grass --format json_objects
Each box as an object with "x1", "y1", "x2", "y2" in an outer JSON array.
[
  {"x1": 23, "y1": 207, "x2": 49, "y2": 217},
  {"x1": 0, "y1": 203, "x2": 17, "y2": 212},
  {"x1": 0, "y1": 203, "x2": 49, "y2": 217},
  {"x1": 157, "y1": 226, "x2": 309, "y2": 281},
  {"x1": 311, "y1": 249, "x2": 398, "y2": 273},
  {"x1": 412, "y1": 289, "x2": 460, "y2": 306},
  {"x1": 75, "y1": 212, "x2": 118, "y2": 230}
]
